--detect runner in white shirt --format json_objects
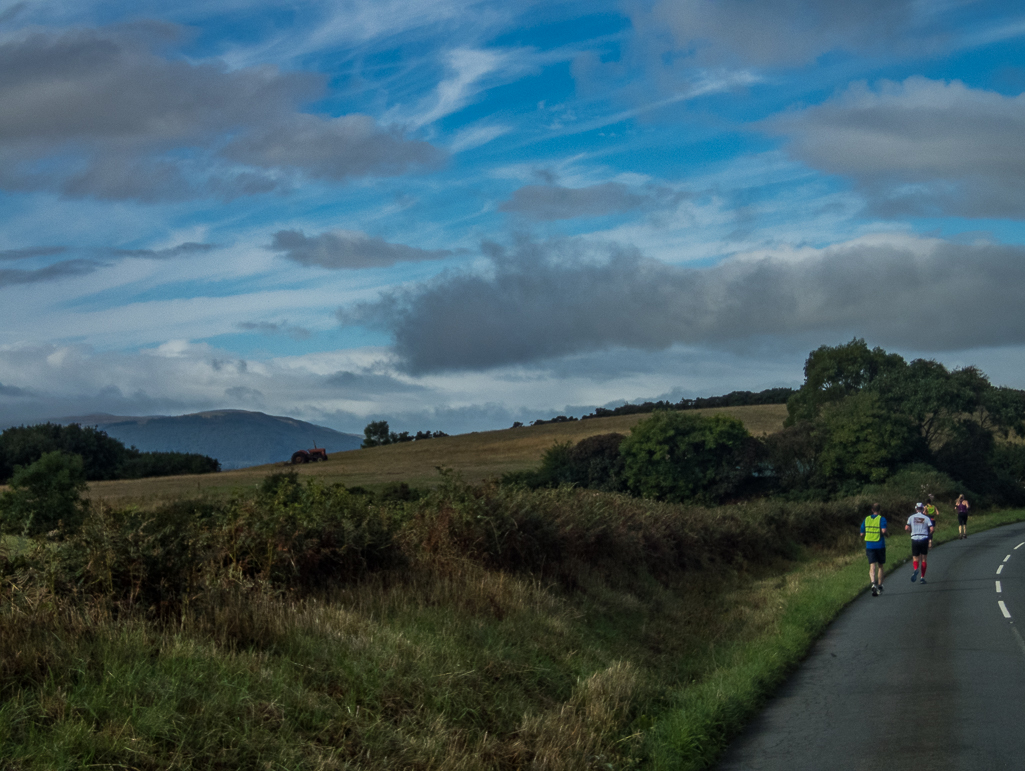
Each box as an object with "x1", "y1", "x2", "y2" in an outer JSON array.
[{"x1": 906, "y1": 503, "x2": 934, "y2": 584}]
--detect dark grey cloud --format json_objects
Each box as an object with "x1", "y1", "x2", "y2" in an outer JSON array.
[
  {"x1": 0, "y1": 259, "x2": 97, "y2": 286},
  {"x1": 236, "y1": 320, "x2": 312, "y2": 341},
  {"x1": 644, "y1": 0, "x2": 954, "y2": 68},
  {"x1": 0, "y1": 245, "x2": 67, "y2": 261},
  {"x1": 0, "y1": 25, "x2": 444, "y2": 201},
  {"x1": 766, "y1": 77, "x2": 1025, "y2": 219},
  {"x1": 209, "y1": 358, "x2": 248, "y2": 375},
  {"x1": 0, "y1": 242, "x2": 212, "y2": 277},
  {"x1": 0, "y1": 381, "x2": 30, "y2": 397},
  {"x1": 341, "y1": 236, "x2": 1025, "y2": 373},
  {"x1": 270, "y1": 229, "x2": 453, "y2": 269},
  {"x1": 499, "y1": 182, "x2": 675, "y2": 220},
  {"x1": 223, "y1": 114, "x2": 443, "y2": 181},
  {"x1": 224, "y1": 386, "x2": 264, "y2": 402}
]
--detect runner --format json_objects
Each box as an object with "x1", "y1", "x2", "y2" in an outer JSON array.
[
  {"x1": 906, "y1": 503, "x2": 934, "y2": 584},
  {"x1": 861, "y1": 503, "x2": 887, "y2": 596},
  {"x1": 955, "y1": 494, "x2": 970, "y2": 539},
  {"x1": 925, "y1": 495, "x2": 940, "y2": 536}
]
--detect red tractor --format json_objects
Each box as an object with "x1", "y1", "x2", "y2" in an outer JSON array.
[{"x1": 290, "y1": 447, "x2": 328, "y2": 464}]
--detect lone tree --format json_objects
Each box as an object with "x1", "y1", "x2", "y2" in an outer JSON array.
[
  {"x1": 361, "y1": 420, "x2": 393, "y2": 448},
  {"x1": 0, "y1": 450, "x2": 89, "y2": 538}
]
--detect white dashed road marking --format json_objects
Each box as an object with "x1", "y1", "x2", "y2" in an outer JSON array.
[
  {"x1": 999, "y1": 601, "x2": 1012, "y2": 619},
  {"x1": 996, "y1": 581, "x2": 1002, "y2": 593},
  {"x1": 1004, "y1": 555, "x2": 1012, "y2": 563},
  {"x1": 998, "y1": 565, "x2": 1004, "y2": 574}
]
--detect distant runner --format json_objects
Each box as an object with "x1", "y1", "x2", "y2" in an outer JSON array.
[
  {"x1": 861, "y1": 503, "x2": 887, "y2": 596},
  {"x1": 907, "y1": 503, "x2": 934, "y2": 584},
  {"x1": 925, "y1": 495, "x2": 940, "y2": 536},
  {"x1": 955, "y1": 494, "x2": 970, "y2": 539}
]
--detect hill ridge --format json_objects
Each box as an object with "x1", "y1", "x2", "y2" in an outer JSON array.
[{"x1": 55, "y1": 409, "x2": 362, "y2": 470}]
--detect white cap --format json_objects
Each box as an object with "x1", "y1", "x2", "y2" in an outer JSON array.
[{"x1": 916, "y1": 502, "x2": 923, "y2": 508}]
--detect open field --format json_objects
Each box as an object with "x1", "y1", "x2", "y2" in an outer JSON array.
[{"x1": 86, "y1": 403, "x2": 788, "y2": 507}]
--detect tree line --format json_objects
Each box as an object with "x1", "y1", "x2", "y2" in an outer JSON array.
[
  {"x1": 507, "y1": 340, "x2": 1025, "y2": 507},
  {"x1": 0, "y1": 422, "x2": 220, "y2": 484},
  {"x1": 360, "y1": 420, "x2": 449, "y2": 448},
  {"x1": 520, "y1": 387, "x2": 795, "y2": 427},
  {"x1": 580, "y1": 386, "x2": 796, "y2": 420}
]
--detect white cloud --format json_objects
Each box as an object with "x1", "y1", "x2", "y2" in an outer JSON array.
[
  {"x1": 384, "y1": 46, "x2": 531, "y2": 129},
  {"x1": 0, "y1": 336, "x2": 807, "y2": 435},
  {"x1": 767, "y1": 77, "x2": 1025, "y2": 218},
  {"x1": 450, "y1": 121, "x2": 513, "y2": 152}
]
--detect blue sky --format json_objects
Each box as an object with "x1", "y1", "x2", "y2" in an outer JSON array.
[{"x1": 2, "y1": 0, "x2": 1025, "y2": 436}]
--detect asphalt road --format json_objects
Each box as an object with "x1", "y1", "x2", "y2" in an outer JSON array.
[{"x1": 717, "y1": 520, "x2": 1025, "y2": 771}]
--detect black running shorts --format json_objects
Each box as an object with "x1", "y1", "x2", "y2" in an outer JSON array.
[{"x1": 911, "y1": 538, "x2": 930, "y2": 557}]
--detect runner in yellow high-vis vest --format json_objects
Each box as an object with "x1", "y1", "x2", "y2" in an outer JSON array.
[{"x1": 861, "y1": 503, "x2": 888, "y2": 596}]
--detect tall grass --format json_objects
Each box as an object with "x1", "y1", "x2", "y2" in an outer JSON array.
[{"x1": 0, "y1": 471, "x2": 994, "y2": 770}]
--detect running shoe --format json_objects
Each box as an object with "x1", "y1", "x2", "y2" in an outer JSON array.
[
  {"x1": 878, "y1": 584, "x2": 884, "y2": 593},
  {"x1": 919, "y1": 577, "x2": 927, "y2": 584},
  {"x1": 911, "y1": 568, "x2": 919, "y2": 583},
  {"x1": 871, "y1": 584, "x2": 878, "y2": 597}
]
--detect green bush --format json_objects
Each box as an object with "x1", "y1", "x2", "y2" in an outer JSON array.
[
  {"x1": 379, "y1": 481, "x2": 426, "y2": 503},
  {"x1": 0, "y1": 451, "x2": 89, "y2": 537},
  {"x1": 860, "y1": 463, "x2": 960, "y2": 503},
  {"x1": 258, "y1": 470, "x2": 301, "y2": 499},
  {"x1": 984, "y1": 443, "x2": 1025, "y2": 506},
  {"x1": 619, "y1": 411, "x2": 754, "y2": 504},
  {"x1": 566, "y1": 432, "x2": 626, "y2": 491},
  {"x1": 762, "y1": 422, "x2": 820, "y2": 494},
  {"x1": 72, "y1": 501, "x2": 211, "y2": 616},
  {"x1": 503, "y1": 434, "x2": 627, "y2": 492},
  {"x1": 814, "y1": 391, "x2": 921, "y2": 493},
  {"x1": 219, "y1": 479, "x2": 406, "y2": 589}
]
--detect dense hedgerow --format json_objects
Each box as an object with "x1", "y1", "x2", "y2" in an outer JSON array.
[
  {"x1": 0, "y1": 471, "x2": 918, "y2": 623},
  {"x1": 406, "y1": 477, "x2": 917, "y2": 580}
]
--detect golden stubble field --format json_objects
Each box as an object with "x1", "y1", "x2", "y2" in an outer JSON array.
[{"x1": 85, "y1": 403, "x2": 788, "y2": 507}]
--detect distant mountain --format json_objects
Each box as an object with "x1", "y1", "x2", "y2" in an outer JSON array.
[{"x1": 55, "y1": 410, "x2": 363, "y2": 470}]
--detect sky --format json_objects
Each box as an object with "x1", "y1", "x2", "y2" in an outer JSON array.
[{"x1": 2, "y1": 0, "x2": 1025, "y2": 436}]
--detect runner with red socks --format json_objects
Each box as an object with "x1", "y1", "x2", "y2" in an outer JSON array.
[{"x1": 906, "y1": 503, "x2": 934, "y2": 584}]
